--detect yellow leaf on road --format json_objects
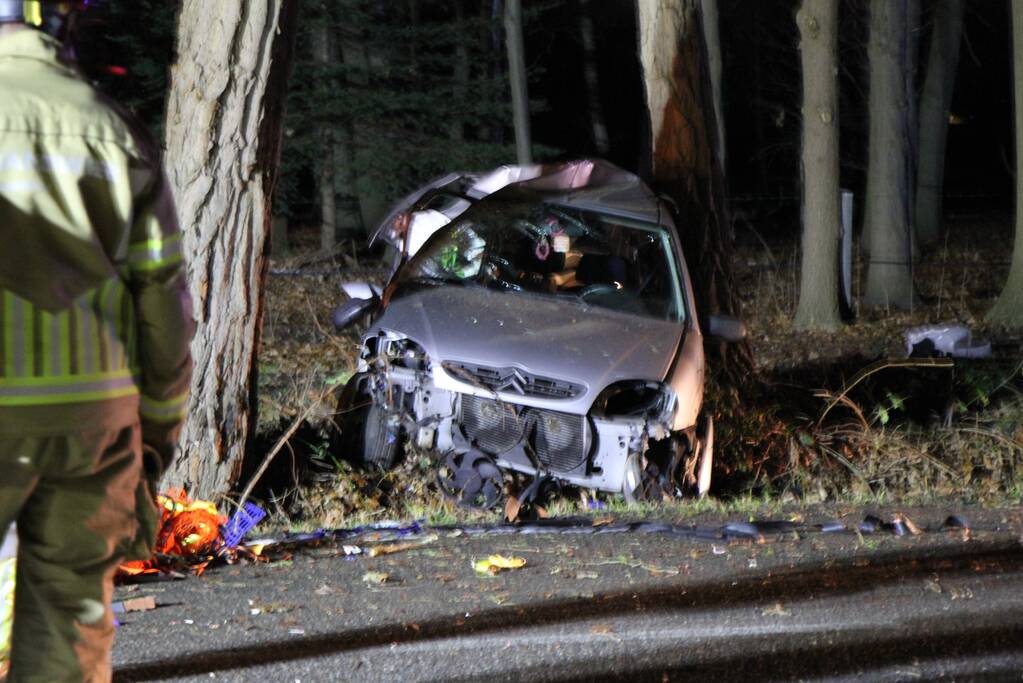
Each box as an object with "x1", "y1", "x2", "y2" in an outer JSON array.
[{"x1": 474, "y1": 555, "x2": 527, "y2": 575}]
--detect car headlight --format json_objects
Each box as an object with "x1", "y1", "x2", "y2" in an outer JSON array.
[
  {"x1": 592, "y1": 381, "x2": 673, "y2": 419},
  {"x1": 378, "y1": 335, "x2": 430, "y2": 371}
]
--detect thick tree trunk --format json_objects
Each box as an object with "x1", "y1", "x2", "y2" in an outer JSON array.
[
  {"x1": 162, "y1": 0, "x2": 300, "y2": 499},
  {"x1": 700, "y1": 0, "x2": 726, "y2": 174},
  {"x1": 637, "y1": 0, "x2": 753, "y2": 383},
  {"x1": 988, "y1": 0, "x2": 1023, "y2": 327},
  {"x1": 794, "y1": 0, "x2": 842, "y2": 330},
  {"x1": 504, "y1": 0, "x2": 532, "y2": 165},
  {"x1": 915, "y1": 0, "x2": 965, "y2": 246},
  {"x1": 863, "y1": 0, "x2": 917, "y2": 310},
  {"x1": 579, "y1": 0, "x2": 609, "y2": 156},
  {"x1": 312, "y1": 17, "x2": 337, "y2": 252}
]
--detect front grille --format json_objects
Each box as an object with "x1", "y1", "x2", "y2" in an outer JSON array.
[
  {"x1": 461, "y1": 394, "x2": 524, "y2": 454},
  {"x1": 533, "y1": 410, "x2": 587, "y2": 471},
  {"x1": 443, "y1": 362, "x2": 583, "y2": 399},
  {"x1": 460, "y1": 395, "x2": 588, "y2": 472}
]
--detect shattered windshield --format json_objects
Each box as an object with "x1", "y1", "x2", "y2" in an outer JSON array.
[{"x1": 395, "y1": 199, "x2": 686, "y2": 322}]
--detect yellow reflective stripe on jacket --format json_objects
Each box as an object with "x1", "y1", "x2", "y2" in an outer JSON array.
[
  {"x1": 0, "y1": 286, "x2": 138, "y2": 406},
  {"x1": 140, "y1": 391, "x2": 189, "y2": 423},
  {"x1": 0, "y1": 371, "x2": 137, "y2": 406},
  {"x1": 128, "y1": 233, "x2": 183, "y2": 272}
]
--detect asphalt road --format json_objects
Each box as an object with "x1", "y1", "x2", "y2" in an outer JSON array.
[{"x1": 111, "y1": 508, "x2": 1023, "y2": 682}]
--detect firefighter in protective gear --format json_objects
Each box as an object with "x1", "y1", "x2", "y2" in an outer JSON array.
[{"x1": 0, "y1": 2, "x2": 194, "y2": 680}]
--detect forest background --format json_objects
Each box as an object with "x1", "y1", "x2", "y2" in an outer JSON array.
[{"x1": 70, "y1": 0, "x2": 1023, "y2": 518}]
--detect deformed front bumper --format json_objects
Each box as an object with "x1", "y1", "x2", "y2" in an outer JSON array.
[{"x1": 343, "y1": 365, "x2": 659, "y2": 494}]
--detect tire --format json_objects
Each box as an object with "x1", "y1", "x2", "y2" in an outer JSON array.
[
  {"x1": 361, "y1": 403, "x2": 402, "y2": 470},
  {"x1": 336, "y1": 401, "x2": 402, "y2": 470}
]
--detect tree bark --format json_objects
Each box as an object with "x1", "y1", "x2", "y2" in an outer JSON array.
[
  {"x1": 700, "y1": 0, "x2": 726, "y2": 174},
  {"x1": 312, "y1": 15, "x2": 338, "y2": 252},
  {"x1": 636, "y1": 0, "x2": 753, "y2": 383},
  {"x1": 915, "y1": 0, "x2": 965, "y2": 247},
  {"x1": 794, "y1": 0, "x2": 842, "y2": 330},
  {"x1": 162, "y1": 0, "x2": 300, "y2": 499},
  {"x1": 863, "y1": 0, "x2": 917, "y2": 310},
  {"x1": 988, "y1": 0, "x2": 1023, "y2": 327},
  {"x1": 504, "y1": 0, "x2": 532, "y2": 165},
  {"x1": 579, "y1": 0, "x2": 609, "y2": 156}
]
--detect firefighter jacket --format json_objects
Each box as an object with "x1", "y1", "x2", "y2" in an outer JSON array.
[{"x1": 0, "y1": 28, "x2": 194, "y2": 455}]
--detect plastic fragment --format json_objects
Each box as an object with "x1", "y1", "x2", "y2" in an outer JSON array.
[
  {"x1": 892, "y1": 513, "x2": 923, "y2": 536},
  {"x1": 859, "y1": 515, "x2": 883, "y2": 534},
  {"x1": 721, "y1": 522, "x2": 761, "y2": 539},
  {"x1": 111, "y1": 596, "x2": 156, "y2": 614},
  {"x1": 361, "y1": 571, "x2": 391, "y2": 585},
  {"x1": 943, "y1": 515, "x2": 970, "y2": 530},
  {"x1": 367, "y1": 534, "x2": 438, "y2": 558},
  {"x1": 474, "y1": 555, "x2": 527, "y2": 575}
]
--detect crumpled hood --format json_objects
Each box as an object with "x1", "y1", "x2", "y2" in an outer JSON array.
[{"x1": 371, "y1": 286, "x2": 684, "y2": 413}]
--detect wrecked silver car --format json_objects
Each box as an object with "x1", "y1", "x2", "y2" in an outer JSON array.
[{"x1": 333, "y1": 160, "x2": 743, "y2": 508}]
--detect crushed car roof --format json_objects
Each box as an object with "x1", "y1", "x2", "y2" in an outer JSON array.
[{"x1": 371, "y1": 159, "x2": 665, "y2": 248}]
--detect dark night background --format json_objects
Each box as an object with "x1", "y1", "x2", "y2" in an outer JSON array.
[{"x1": 75, "y1": 0, "x2": 1015, "y2": 239}]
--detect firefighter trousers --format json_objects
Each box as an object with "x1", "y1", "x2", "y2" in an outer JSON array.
[{"x1": 0, "y1": 423, "x2": 142, "y2": 683}]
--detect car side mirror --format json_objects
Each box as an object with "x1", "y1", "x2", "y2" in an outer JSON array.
[
  {"x1": 707, "y1": 314, "x2": 747, "y2": 342},
  {"x1": 332, "y1": 282, "x2": 382, "y2": 331},
  {"x1": 332, "y1": 297, "x2": 377, "y2": 331}
]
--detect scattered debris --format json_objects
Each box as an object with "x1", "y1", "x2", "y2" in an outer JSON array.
[
  {"x1": 474, "y1": 555, "x2": 527, "y2": 575},
  {"x1": 906, "y1": 324, "x2": 991, "y2": 359},
  {"x1": 117, "y1": 490, "x2": 268, "y2": 580},
  {"x1": 362, "y1": 571, "x2": 392, "y2": 585},
  {"x1": 111, "y1": 596, "x2": 156, "y2": 614},
  {"x1": 761, "y1": 602, "x2": 791, "y2": 617},
  {"x1": 892, "y1": 513, "x2": 923, "y2": 536},
  {"x1": 367, "y1": 534, "x2": 438, "y2": 558}
]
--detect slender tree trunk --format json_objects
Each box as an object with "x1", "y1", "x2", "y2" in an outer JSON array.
[
  {"x1": 637, "y1": 0, "x2": 753, "y2": 383},
  {"x1": 312, "y1": 16, "x2": 337, "y2": 252},
  {"x1": 505, "y1": 0, "x2": 532, "y2": 164},
  {"x1": 988, "y1": 0, "x2": 1023, "y2": 327},
  {"x1": 162, "y1": 0, "x2": 300, "y2": 499},
  {"x1": 338, "y1": 25, "x2": 388, "y2": 232},
  {"x1": 450, "y1": 0, "x2": 469, "y2": 144},
  {"x1": 579, "y1": 0, "x2": 609, "y2": 156},
  {"x1": 916, "y1": 0, "x2": 965, "y2": 246},
  {"x1": 863, "y1": 0, "x2": 917, "y2": 310},
  {"x1": 701, "y1": 0, "x2": 726, "y2": 174},
  {"x1": 794, "y1": 0, "x2": 842, "y2": 330}
]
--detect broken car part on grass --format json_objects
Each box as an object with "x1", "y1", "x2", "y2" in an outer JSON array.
[{"x1": 332, "y1": 160, "x2": 745, "y2": 510}]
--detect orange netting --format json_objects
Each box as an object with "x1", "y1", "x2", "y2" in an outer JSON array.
[{"x1": 118, "y1": 488, "x2": 227, "y2": 578}]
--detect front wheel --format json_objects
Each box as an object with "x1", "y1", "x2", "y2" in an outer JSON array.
[
  {"x1": 361, "y1": 403, "x2": 403, "y2": 469},
  {"x1": 337, "y1": 402, "x2": 403, "y2": 470}
]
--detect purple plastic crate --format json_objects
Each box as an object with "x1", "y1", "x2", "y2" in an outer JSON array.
[{"x1": 222, "y1": 503, "x2": 266, "y2": 548}]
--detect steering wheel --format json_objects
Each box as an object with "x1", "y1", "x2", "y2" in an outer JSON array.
[
  {"x1": 484, "y1": 256, "x2": 524, "y2": 291},
  {"x1": 577, "y1": 283, "x2": 619, "y2": 301}
]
